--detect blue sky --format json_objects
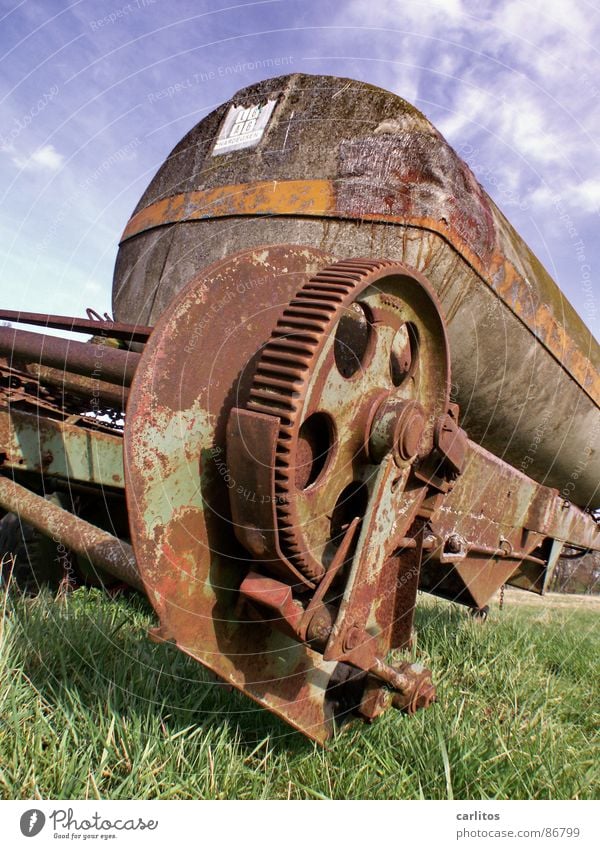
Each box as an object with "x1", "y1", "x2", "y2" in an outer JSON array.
[{"x1": 1, "y1": 0, "x2": 598, "y2": 339}]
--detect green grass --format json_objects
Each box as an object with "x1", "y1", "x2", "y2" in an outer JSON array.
[{"x1": 0, "y1": 585, "x2": 598, "y2": 800}]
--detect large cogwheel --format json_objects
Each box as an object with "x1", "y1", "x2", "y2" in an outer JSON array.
[{"x1": 246, "y1": 258, "x2": 450, "y2": 583}]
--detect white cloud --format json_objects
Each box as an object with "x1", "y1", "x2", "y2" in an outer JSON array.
[
  {"x1": 332, "y1": 0, "x2": 600, "y2": 220},
  {"x1": 528, "y1": 184, "x2": 556, "y2": 211},
  {"x1": 570, "y1": 178, "x2": 600, "y2": 214},
  {"x1": 10, "y1": 144, "x2": 64, "y2": 171},
  {"x1": 321, "y1": 0, "x2": 599, "y2": 331}
]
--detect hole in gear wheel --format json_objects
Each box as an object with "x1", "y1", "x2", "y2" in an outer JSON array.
[
  {"x1": 390, "y1": 321, "x2": 419, "y2": 386},
  {"x1": 295, "y1": 412, "x2": 335, "y2": 490},
  {"x1": 329, "y1": 480, "x2": 370, "y2": 547},
  {"x1": 334, "y1": 302, "x2": 373, "y2": 379}
]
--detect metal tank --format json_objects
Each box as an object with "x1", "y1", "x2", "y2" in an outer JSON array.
[
  {"x1": 2, "y1": 73, "x2": 600, "y2": 742},
  {"x1": 113, "y1": 73, "x2": 599, "y2": 509}
]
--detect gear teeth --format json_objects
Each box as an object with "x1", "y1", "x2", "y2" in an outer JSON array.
[
  {"x1": 247, "y1": 258, "x2": 394, "y2": 581},
  {"x1": 289, "y1": 299, "x2": 337, "y2": 313},
  {"x1": 264, "y1": 339, "x2": 316, "y2": 355},
  {"x1": 254, "y1": 375, "x2": 302, "y2": 392}
]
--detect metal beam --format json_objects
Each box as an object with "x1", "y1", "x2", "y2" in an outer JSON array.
[
  {"x1": 0, "y1": 309, "x2": 152, "y2": 343},
  {"x1": 0, "y1": 326, "x2": 139, "y2": 386},
  {"x1": 0, "y1": 408, "x2": 124, "y2": 489},
  {"x1": 0, "y1": 475, "x2": 143, "y2": 591}
]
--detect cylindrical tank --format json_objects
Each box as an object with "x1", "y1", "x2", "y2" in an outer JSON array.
[{"x1": 113, "y1": 73, "x2": 599, "y2": 508}]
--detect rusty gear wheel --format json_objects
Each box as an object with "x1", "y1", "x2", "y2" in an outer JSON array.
[{"x1": 246, "y1": 259, "x2": 450, "y2": 582}]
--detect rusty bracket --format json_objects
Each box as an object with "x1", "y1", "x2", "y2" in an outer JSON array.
[
  {"x1": 434, "y1": 406, "x2": 468, "y2": 476},
  {"x1": 239, "y1": 570, "x2": 304, "y2": 638},
  {"x1": 419, "y1": 437, "x2": 600, "y2": 608},
  {"x1": 323, "y1": 457, "x2": 428, "y2": 668},
  {"x1": 298, "y1": 517, "x2": 361, "y2": 643}
]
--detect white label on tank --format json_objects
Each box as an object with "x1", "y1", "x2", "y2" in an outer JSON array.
[{"x1": 212, "y1": 99, "x2": 277, "y2": 155}]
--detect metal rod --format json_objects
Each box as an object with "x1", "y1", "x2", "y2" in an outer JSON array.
[
  {"x1": 0, "y1": 309, "x2": 152, "y2": 343},
  {"x1": 466, "y1": 542, "x2": 546, "y2": 565},
  {"x1": 25, "y1": 363, "x2": 128, "y2": 410},
  {"x1": 0, "y1": 475, "x2": 143, "y2": 592},
  {"x1": 0, "y1": 327, "x2": 140, "y2": 387}
]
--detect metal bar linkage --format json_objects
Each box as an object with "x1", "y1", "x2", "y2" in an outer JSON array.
[
  {"x1": 0, "y1": 309, "x2": 152, "y2": 343},
  {"x1": 0, "y1": 326, "x2": 140, "y2": 387},
  {"x1": 0, "y1": 476, "x2": 143, "y2": 592}
]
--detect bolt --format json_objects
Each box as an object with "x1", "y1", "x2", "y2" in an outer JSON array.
[
  {"x1": 390, "y1": 663, "x2": 436, "y2": 714},
  {"x1": 368, "y1": 398, "x2": 425, "y2": 465},
  {"x1": 343, "y1": 625, "x2": 362, "y2": 652},
  {"x1": 445, "y1": 533, "x2": 463, "y2": 554},
  {"x1": 305, "y1": 605, "x2": 335, "y2": 647},
  {"x1": 413, "y1": 681, "x2": 436, "y2": 711},
  {"x1": 397, "y1": 408, "x2": 425, "y2": 460},
  {"x1": 358, "y1": 682, "x2": 392, "y2": 720}
]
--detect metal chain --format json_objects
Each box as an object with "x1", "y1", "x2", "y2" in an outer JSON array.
[{"x1": 499, "y1": 583, "x2": 506, "y2": 610}]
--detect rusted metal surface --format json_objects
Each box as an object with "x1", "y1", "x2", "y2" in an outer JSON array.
[
  {"x1": 0, "y1": 240, "x2": 596, "y2": 741},
  {"x1": 0, "y1": 407, "x2": 124, "y2": 489},
  {"x1": 0, "y1": 475, "x2": 142, "y2": 591},
  {"x1": 120, "y1": 180, "x2": 335, "y2": 242},
  {"x1": 375, "y1": 523, "x2": 425, "y2": 652},
  {"x1": 123, "y1": 250, "x2": 598, "y2": 741},
  {"x1": 243, "y1": 260, "x2": 450, "y2": 586},
  {"x1": 1, "y1": 359, "x2": 78, "y2": 419},
  {"x1": 418, "y1": 439, "x2": 600, "y2": 607},
  {"x1": 24, "y1": 363, "x2": 128, "y2": 411},
  {"x1": 231, "y1": 261, "x2": 451, "y2": 688},
  {"x1": 0, "y1": 327, "x2": 139, "y2": 387},
  {"x1": 119, "y1": 176, "x2": 598, "y2": 412},
  {"x1": 239, "y1": 570, "x2": 304, "y2": 639},
  {"x1": 3, "y1": 72, "x2": 598, "y2": 743},
  {"x1": 113, "y1": 73, "x2": 599, "y2": 509},
  {"x1": 0, "y1": 309, "x2": 152, "y2": 343},
  {"x1": 123, "y1": 245, "x2": 358, "y2": 744},
  {"x1": 226, "y1": 407, "x2": 316, "y2": 589},
  {"x1": 1, "y1": 356, "x2": 126, "y2": 436}
]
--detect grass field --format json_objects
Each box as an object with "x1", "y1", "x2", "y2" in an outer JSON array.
[{"x1": 0, "y1": 583, "x2": 598, "y2": 800}]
